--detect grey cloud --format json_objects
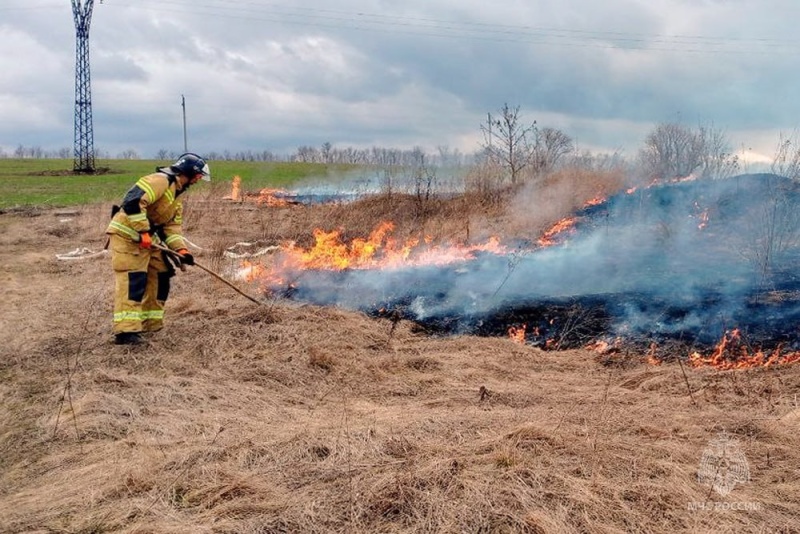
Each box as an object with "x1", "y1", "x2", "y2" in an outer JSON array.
[
  {"x1": 3, "y1": 0, "x2": 800, "y2": 160},
  {"x1": 92, "y1": 52, "x2": 148, "y2": 82}
]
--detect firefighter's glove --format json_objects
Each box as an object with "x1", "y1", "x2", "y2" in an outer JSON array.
[
  {"x1": 176, "y1": 248, "x2": 195, "y2": 266},
  {"x1": 139, "y1": 232, "x2": 152, "y2": 249}
]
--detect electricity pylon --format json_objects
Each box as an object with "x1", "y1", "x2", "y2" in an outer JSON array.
[{"x1": 72, "y1": 0, "x2": 95, "y2": 173}]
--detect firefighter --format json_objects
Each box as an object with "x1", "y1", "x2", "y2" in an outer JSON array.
[{"x1": 106, "y1": 153, "x2": 210, "y2": 345}]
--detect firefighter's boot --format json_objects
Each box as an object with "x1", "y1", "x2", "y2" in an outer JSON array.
[{"x1": 114, "y1": 332, "x2": 144, "y2": 345}]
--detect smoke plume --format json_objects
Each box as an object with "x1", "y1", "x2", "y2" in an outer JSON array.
[{"x1": 272, "y1": 173, "x2": 800, "y2": 349}]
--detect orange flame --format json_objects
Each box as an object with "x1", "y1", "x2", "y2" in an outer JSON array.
[
  {"x1": 692, "y1": 201, "x2": 710, "y2": 230},
  {"x1": 586, "y1": 340, "x2": 612, "y2": 353},
  {"x1": 646, "y1": 342, "x2": 661, "y2": 365},
  {"x1": 583, "y1": 195, "x2": 606, "y2": 207},
  {"x1": 697, "y1": 209, "x2": 709, "y2": 230},
  {"x1": 222, "y1": 175, "x2": 242, "y2": 201},
  {"x1": 247, "y1": 221, "x2": 507, "y2": 287},
  {"x1": 688, "y1": 329, "x2": 800, "y2": 370},
  {"x1": 238, "y1": 259, "x2": 290, "y2": 292},
  {"x1": 508, "y1": 324, "x2": 527, "y2": 344},
  {"x1": 586, "y1": 337, "x2": 625, "y2": 355},
  {"x1": 256, "y1": 188, "x2": 297, "y2": 207},
  {"x1": 537, "y1": 217, "x2": 578, "y2": 247}
]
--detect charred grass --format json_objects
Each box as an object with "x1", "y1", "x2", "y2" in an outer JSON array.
[{"x1": 0, "y1": 187, "x2": 799, "y2": 533}]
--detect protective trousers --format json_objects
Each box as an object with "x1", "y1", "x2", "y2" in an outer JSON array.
[{"x1": 109, "y1": 233, "x2": 172, "y2": 334}]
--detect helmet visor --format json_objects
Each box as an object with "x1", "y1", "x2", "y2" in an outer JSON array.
[{"x1": 199, "y1": 163, "x2": 211, "y2": 181}]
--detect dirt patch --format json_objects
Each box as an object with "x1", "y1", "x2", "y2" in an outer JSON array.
[{"x1": 29, "y1": 167, "x2": 115, "y2": 177}]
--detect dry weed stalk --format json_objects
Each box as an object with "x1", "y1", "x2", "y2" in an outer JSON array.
[
  {"x1": 677, "y1": 356, "x2": 698, "y2": 406},
  {"x1": 587, "y1": 372, "x2": 614, "y2": 479},
  {"x1": 52, "y1": 288, "x2": 105, "y2": 442}
]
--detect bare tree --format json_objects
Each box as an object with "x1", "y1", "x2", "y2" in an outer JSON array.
[
  {"x1": 410, "y1": 148, "x2": 433, "y2": 197},
  {"x1": 638, "y1": 122, "x2": 704, "y2": 180},
  {"x1": 533, "y1": 127, "x2": 574, "y2": 174},
  {"x1": 294, "y1": 145, "x2": 319, "y2": 163},
  {"x1": 638, "y1": 122, "x2": 738, "y2": 181},
  {"x1": 697, "y1": 124, "x2": 739, "y2": 179},
  {"x1": 442, "y1": 145, "x2": 466, "y2": 168},
  {"x1": 770, "y1": 132, "x2": 800, "y2": 181},
  {"x1": 321, "y1": 142, "x2": 333, "y2": 163},
  {"x1": 568, "y1": 149, "x2": 628, "y2": 173},
  {"x1": 380, "y1": 166, "x2": 401, "y2": 197},
  {"x1": 480, "y1": 103, "x2": 536, "y2": 185},
  {"x1": 118, "y1": 149, "x2": 140, "y2": 160}
]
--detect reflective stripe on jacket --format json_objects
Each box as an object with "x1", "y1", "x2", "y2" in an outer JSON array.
[{"x1": 106, "y1": 172, "x2": 187, "y2": 250}]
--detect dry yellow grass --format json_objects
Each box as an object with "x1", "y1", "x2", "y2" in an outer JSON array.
[{"x1": 1, "y1": 189, "x2": 798, "y2": 533}]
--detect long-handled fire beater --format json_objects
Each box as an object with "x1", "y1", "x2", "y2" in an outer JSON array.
[{"x1": 152, "y1": 242, "x2": 263, "y2": 305}]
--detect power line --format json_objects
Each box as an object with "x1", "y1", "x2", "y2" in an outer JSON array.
[
  {"x1": 11, "y1": 0, "x2": 797, "y2": 53},
  {"x1": 114, "y1": 0, "x2": 800, "y2": 45},
  {"x1": 99, "y1": 0, "x2": 799, "y2": 54},
  {"x1": 215, "y1": 0, "x2": 800, "y2": 48},
  {"x1": 0, "y1": 4, "x2": 66, "y2": 11}
]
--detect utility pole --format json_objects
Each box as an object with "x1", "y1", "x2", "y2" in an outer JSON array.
[
  {"x1": 181, "y1": 94, "x2": 188, "y2": 152},
  {"x1": 71, "y1": 0, "x2": 96, "y2": 173}
]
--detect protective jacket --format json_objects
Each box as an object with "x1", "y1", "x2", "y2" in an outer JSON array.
[
  {"x1": 106, "y1": 171, "x2": 188, "y2": 249},
  {"x1": 106, "y1": 171, "x2": 189, "y2": 335}
]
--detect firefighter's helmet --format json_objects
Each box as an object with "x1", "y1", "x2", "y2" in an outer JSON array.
[{"x1": 170, "y1": 153, "x2": 211, "y2": 181}]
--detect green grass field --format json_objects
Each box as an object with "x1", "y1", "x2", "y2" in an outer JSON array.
[{"x1": 0, "y1": 159, "x2": 358, "y2": 209}]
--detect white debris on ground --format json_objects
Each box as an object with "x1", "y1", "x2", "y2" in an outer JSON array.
[
  {"x1": 183, "y1": 237, "x2": 205, "y2": 251},
  {"x1": 223, "y1": 241, "x2": 279, "y2": 259},
  {"x1": 55, "y1": 236, "x2": 206, "y2": 261},
  {"x1": 55, "y1": 248, "x2": 108, "y2": 261},
  {"x1": 223, "y1": 241, "x2": 280, "y2": 282}
]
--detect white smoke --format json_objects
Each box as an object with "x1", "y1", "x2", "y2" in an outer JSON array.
[{"x1": 285, "y1": 174, "x2": 800, "y2": 348}]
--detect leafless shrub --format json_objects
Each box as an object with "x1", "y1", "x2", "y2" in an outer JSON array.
[
  {"x1": 463, "y1": 162, "x2": 511, "y2": 207},
  {"x1": 769, "y1": 131, "x2": 800, "y2": 180},
  {"x1": 638, "y1": 121, "x2": 739, "y2": 182},
  {"x1": 549, "y1": 304, "x2": 609, "y2": 350},
  {"x1": 737, "y1": 167, "x2": 800, "y2": 289}
]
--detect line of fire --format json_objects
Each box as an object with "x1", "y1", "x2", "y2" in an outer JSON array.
[{"x1": 225, "y1": 173, "x2": 800, "y2": 371}]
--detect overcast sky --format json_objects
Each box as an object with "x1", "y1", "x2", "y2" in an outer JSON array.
[{"x1": 1, "y1": 0, "x2": 799, "y2": 165}]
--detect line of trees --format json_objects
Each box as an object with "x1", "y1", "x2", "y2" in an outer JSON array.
[
  {"x1": 0, "y1": 145, "x2": 136, "y2": 160},
  {"x1": 0, "y1": 144, "x2": 471, "y2": 166},
  {"x1": 0, "y1": 105, "x2": 749, "y2": 185},
  {"x1": 0, "y1": 145, "x2": 72, "y2": 159}
]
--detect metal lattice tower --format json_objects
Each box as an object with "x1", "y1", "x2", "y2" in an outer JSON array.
[{"x1": 72, "y1": 0, "x2": 95, "y2": 173}]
